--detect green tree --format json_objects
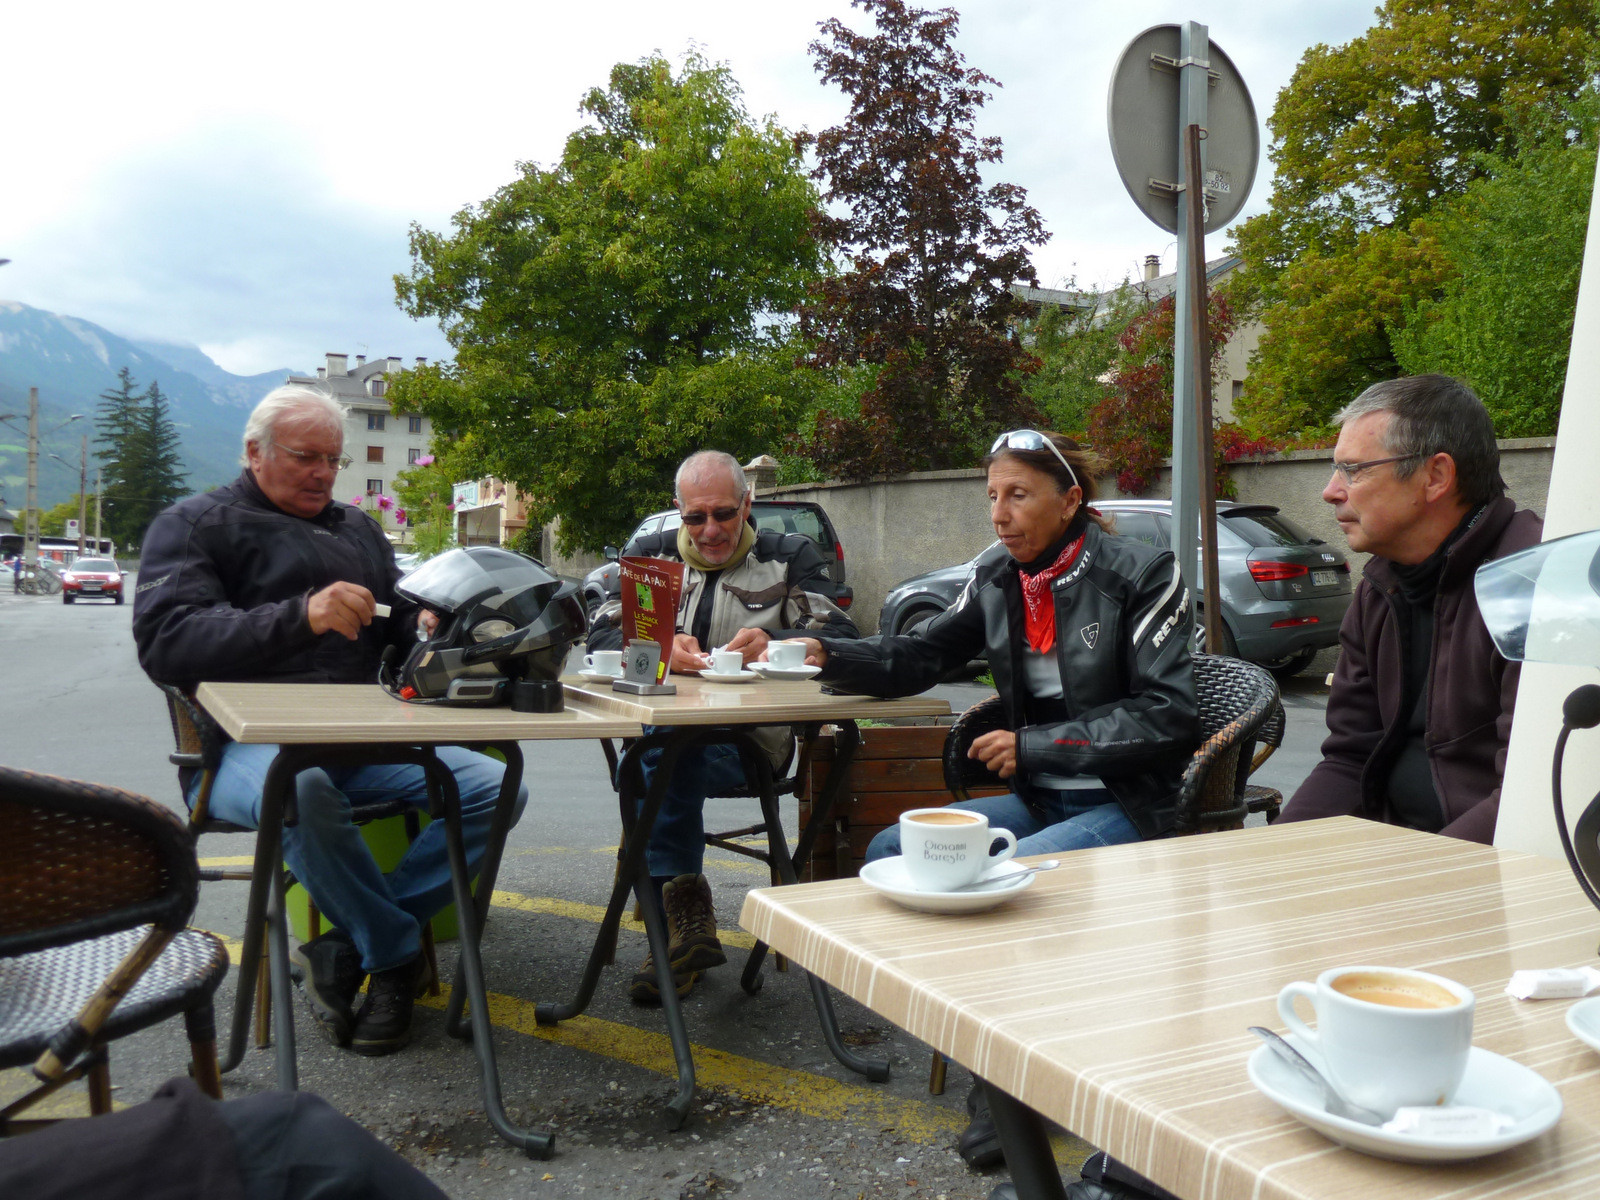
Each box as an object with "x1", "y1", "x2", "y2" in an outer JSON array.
[
  {"x1": 35, "y1": 494, "x2": 88, "y2": 538},
  {"x1": 797, "y1": 0, "x2": 1048, "y2": 477},
  {"x1": 1390, "y1": 136, "x2": 1598, "y2": 435},
  {"x1": 1018, "y1": 287, "x2": 1143, "y2": 436},
  {"x1": 392, "y1": 454, "x2": 458, "y2": 560},
  {"x1": 93, "y1": 371, "x2": 189, "y2": 551},
  {"x1": 1232, "y1": 0, "x2": 1598, "y2": 434},
  {"x1": 394, "y1": 52, "x2": 825, "y2": 554}
]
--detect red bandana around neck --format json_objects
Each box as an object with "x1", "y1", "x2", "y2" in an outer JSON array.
[{"x1": 1019, "y1": 533, "x2": 1086, "y2": 653}]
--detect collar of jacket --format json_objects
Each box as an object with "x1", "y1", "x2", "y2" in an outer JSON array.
[
  {"x1": 1363, "y1": 495, "x2": 1517, "y2": 594},
  {"x1": 993, "y1": 519, "x2": 1104, "y2": 595},
  {"x1": 235, "y1": 468, "x2": 344, "y2": 528},
  {"x1": 677, "y1": 519, "x2": 755, "y2": 573}
]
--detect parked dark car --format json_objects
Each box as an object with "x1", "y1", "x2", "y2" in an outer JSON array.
[
  {"x1": 581, "y1": 500, "x2": 852, "y2": 620},
  {"x1": 61, "y1": 557, "x2": 124, "y2": 605},
  {"x1": 876, "y1": 500, "x2": 1352, "y2": 678}
]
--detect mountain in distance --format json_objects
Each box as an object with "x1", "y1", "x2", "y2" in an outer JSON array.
[{"x1": 0, "y1": 301, "x2": 300, "y2": 512}]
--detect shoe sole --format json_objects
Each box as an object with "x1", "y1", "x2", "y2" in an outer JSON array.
[
  {"x1": 669, "y1": 940, "x2": 727, "y2": 974},
  {"x1": 628, "y1": 969, "x2": 703, "y2": 1004},
  {"x1": 349, "y1": 1029, "x2": 412, "y2": 1057}
]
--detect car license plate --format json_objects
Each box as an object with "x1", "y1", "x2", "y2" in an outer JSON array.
[
  {"x1": 1312, "y1": 570, "x2": 1337, "y2": 587},
  {"x1": 82, "y1": 583, "x2": 101, "y2": 590}
]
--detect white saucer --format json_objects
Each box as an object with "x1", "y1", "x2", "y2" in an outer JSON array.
[
  {"x1": 750, "y1": 662, "x2": 822, "y2": 681},
  {"x1": 1247, "y1": 1035, "x2": 1561, "y2": 1162},
  {"x1": 700, "y1": 669, "x2": 758, "y2": 684},
  {"x1": 858, "y1": 857, "x2": 1034, "y2": 914},
  {"x1": 1566, "y1": 995, "x2": 1600, "y2": 1052},
  {"x1": 578, "y1": 670, "x2": 624, "y2": 684}
]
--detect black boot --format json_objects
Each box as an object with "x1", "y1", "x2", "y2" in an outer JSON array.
[
  {"x1": 351, "y1": 954, "x2": 425, "y2": 1056},
  {"x1": 287, "y1": 929, "x2": 365, "y2": 1046},
  {"x1": 958, "y1": 1080, "x2": 1004, "y2": 1169}
]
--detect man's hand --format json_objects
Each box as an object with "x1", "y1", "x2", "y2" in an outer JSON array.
[
  {"x1": 307, "y1": 582, "x2": 377, "y2": 640},
  {"x1": 724, "y1": 627, "x2": 770, "y2": 665},
  {"x1": 968, "y1": 729, "x2": 1018, "y2": 779},
  {"x1": 756, "y1": 636, "x2": 828, "y2": 667},
  {"x1": 669, "y1": 633, "x2": 708, "y2": 672},
  {"x1": 418, "y1": 609, "x2": 440, "y2": 638}
]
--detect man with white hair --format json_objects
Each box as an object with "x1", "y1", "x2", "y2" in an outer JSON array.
[
  {"x1": 134, "y1": 385, "x2": 527, "y2": 1056},
  {"x1": 587, "y1": 449, "x2": 858, "y2": 1001}
]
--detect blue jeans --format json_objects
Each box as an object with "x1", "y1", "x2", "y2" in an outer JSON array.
[
  {"x1": 195, "y1": 743, "x2": 528, "y2": 973},
  {"x1": 864, "y1": 788, "x2": 1140, "y2": 862},
  {"x1": 632, "y1": 730, "x2": 751, "y2": 879}
]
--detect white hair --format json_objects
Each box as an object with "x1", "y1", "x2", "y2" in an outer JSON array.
[
  {"x1": 241, "y1": 386, "x2": 348, "y2": 465},
  {"x1": 674, "y1": 450, "x2": 749, "y2": 504}
]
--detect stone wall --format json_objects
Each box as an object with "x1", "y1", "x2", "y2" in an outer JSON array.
[{"x1": 763, "y1": 438, "x2": 1555, "y2": 634}]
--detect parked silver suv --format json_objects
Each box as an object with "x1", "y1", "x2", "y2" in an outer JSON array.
[{"x1": 876, "y1": 500, "x2": 1352, "y2": 678}]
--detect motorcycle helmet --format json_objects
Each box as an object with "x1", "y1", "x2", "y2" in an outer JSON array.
[
  {"x1": 382, "y1": 546, "x2": 586, "y2": 705},
  {"x1": 1475, "y1": 529, "x2": 1600, "y2": 669}
]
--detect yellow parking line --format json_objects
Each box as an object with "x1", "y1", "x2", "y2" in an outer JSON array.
[
  {"x1": 199, "y1": 856, "x2": 254, "y2": 867},
  {"x1": 490, "y1": 890, "x2": 758, "y2": 951}
]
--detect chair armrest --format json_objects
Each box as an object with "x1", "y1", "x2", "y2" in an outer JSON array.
[{"x1": 942, "y1": 695, "x2": 1009, "y2": 801}]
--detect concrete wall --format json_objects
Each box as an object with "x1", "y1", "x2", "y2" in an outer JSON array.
[{"x1": 765, "y1": 438, "x2": 1555, "y2": 634}]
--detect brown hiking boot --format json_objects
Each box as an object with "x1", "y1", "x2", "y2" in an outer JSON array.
[
  {"x1": 628, "y1": 950, "x2": 702, "y2": 1004},
  {"x1": 663, "y1": 873, "x2": 727, "y2": 973}
]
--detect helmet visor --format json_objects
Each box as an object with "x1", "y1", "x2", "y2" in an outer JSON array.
[
  {"x1": 398, "y1": 546, "x2": 560, "y2": 615},
  {"x1": 1475, "y1": 530, "x2": 1600, "y2": 667}
]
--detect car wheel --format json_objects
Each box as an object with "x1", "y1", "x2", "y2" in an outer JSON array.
[
  {"x1": 1190, "y1": 609, "x2": 1237, "y2": 657},
  {"x1": 583, "y1": 592, "x2": 602, "y2": 623},
  {"x1": 1261, "y1": 647, "x2": 1317, "y2": 680},
  {"x1": 896, "y1": 607, "x2": 941, "y2": 637},
  {"x1": 114, "y1": 592, "x2": 124, "y2": 605},
  {"x1": 63, "y1": 594, "x2": 73, "y2": 604}
]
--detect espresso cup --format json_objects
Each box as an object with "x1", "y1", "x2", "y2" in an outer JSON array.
[
  {"x1": 898, "y1": 807, "x2": 1018, "y2": 891},
  {"x1": 767, "y1": 640, "x2": 808, "y2": 669},
  {"x1": 710, "y1": 649, "x2": 743, "y2": 675},
  {"x1": 584, "y1": 650, "x2": 624, "y2": 676},
  {"x1": 1277, "y1": 966, "x2": 1474, "y2": 1118}
]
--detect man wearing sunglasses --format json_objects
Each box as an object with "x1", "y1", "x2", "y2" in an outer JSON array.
[
  {"x1": 587, "y1": 450, "x2": 859, "y2": 1001},
  {"x1": 135, "y1": 385, "x2": 527, "y2": 1056},
  {"x1": 1276, "y1": 375, "x2": 1541, "y2": 843}
]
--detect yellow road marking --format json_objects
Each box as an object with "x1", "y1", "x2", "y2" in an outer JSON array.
[
  {"x1": 490, "y1": 889, "x2": 757, "y2": 951},
  {"x1": 0, "y1": 1069, "x2": 127, "y2": 1115},
  {"x1": 199, "y1": 855, "x2": 254, "y2": 866}
]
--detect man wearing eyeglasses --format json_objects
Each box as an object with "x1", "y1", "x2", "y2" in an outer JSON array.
[
  {"x1": 587, "y1": 450, "x2": 859, "y2": 1001},
  {"x1": 134, "y1": 385, "x2": 526, "y2": 1056},
  {"x1": 1276, "y1": 375, "x2": 1541, "y2": 843}
]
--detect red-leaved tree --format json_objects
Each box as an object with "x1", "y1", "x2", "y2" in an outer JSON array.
[{"x1": 796, "y1": 0, "x2": 1049, "y2": 478}]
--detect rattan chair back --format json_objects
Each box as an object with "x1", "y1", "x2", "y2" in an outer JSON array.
[{"x1": 0, "y1": 766, "x2": 199, "y2": 955}]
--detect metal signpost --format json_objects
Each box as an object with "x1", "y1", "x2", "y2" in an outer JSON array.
[{"x1": 1107, "y1": 22, "x2": 1258, "y2": 651}]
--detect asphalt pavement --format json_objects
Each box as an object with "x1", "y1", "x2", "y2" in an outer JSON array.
[{"x1": 0, "y1": 579, "x2": 1333, "y2": 1199}]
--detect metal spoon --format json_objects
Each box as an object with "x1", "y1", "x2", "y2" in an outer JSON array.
[
  {"x1": 954, "y1": 859, "x2": 1062, "y2": 891},
  {"x1": 1247, "y1": 1026, "x2": 1386, "y2": 1127}
]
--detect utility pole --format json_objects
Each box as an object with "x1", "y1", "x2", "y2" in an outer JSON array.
[
  {"x1": 77, "y1": 434, "x2": 88, "y2": 556},
  {"x1": 25, "y1": 387, "x2": 38, "y2": 568},
  {"x1": 94, "y1": 467, "x2": 103, "y2": 555}
]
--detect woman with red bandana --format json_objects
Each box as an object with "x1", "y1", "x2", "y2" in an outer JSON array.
[{"x1": 788, "y1": 430, "x2": 1200, "y2": 861}]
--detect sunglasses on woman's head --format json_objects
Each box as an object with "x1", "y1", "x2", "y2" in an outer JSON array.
[
  {"x1": 680, "y1": 506, "x2": 742, "y2": 527},
  {"x1": 990, "y1": 430, "x2": 1079, "y2": 490}
]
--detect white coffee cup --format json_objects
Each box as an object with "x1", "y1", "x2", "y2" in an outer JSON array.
[
  {"x1": 767, "y1": 639, "x2": 808, "y2": 669},
  {"x1": 584, "y1": 650, "x2": 624, "y2": 676},
  {"x1": 1277, "y1": 966, "x2": 1475, "y2": 1118},
  {"x1": 710, "y1": 649, "x2": 744, "y2": 675},
  {"x1": 897, "y1": 807, "x2": 1017, "y2": 891}
]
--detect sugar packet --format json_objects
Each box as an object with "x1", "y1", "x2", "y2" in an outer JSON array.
[
  {"x1": 1506, "y1": 966, "x2": 1600, "y2": 1000},
  {"x1": 1383, "y1": 1106, "x2": 1515, "y2": 1139}
]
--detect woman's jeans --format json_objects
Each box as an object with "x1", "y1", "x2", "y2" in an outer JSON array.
[
  {"x1": 864, "y1": 787, "x2": 1140, "y2": 863},
  {"x1": 194, "y1": 743, "x2": 528, "y2": 973}
]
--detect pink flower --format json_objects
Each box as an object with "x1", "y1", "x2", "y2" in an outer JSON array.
[
  {"x1": 351, "y1": 495, "x2": 366, "y2": 506},
  {"x1": 377, "y1": 494, "x2": 394, "y2": 510},
  {"x1": 394, "y1": 509, "x2": 407, "y2": 524},
  {"x1": 446, "y1": 503, "x2": 456, "y2": 512},
  {"x1": 415, "y1": 454, "x2": 435, "y2": 467}
]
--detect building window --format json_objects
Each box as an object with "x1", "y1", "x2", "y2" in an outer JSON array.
[
  {"x1": 366, "y1": 478, "x2": 383, "y2": 495},
  {"x1": 370, "y1": 379, "x2": 387, "y2": 397},
  {"x1": 367, "y1": 412, "x2": 386, "y2": 431},
  {"x1": 367, "y1": 446, "x2": 384, "y2": 463},
  {"x1": 408, "y1": 448, "x2": 423, "y2": 464},
  {"x1": 408, "y1": 415, "x2": 423, "y2": 434}
]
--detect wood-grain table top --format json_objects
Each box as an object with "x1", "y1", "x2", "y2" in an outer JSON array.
[
  {"x1": 739, "y1": 817, "x2": 1600, "y2": 1200},
  {"x1": 558, "y1": 674, "x2": 951, "y2": 726},
  {"x1": 195, "y1": 682, "x2": 644, "y2": 743}
]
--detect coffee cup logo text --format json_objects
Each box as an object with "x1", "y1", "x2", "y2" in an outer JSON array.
[{"x1": 922, "y1": 841, "x2": 971, "y2": 864}]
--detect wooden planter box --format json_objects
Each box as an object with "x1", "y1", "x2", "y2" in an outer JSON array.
[{"x1": 796, "y1": 723, "x2": 1007, "y2": 881}]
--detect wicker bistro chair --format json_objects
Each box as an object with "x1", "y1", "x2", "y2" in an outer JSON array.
[
  {"x1": 159, "y1": 685, "x2": 440, "y2": 1075},
  {"x1": 0, "y1": 765, "x2": 229, "y2": 1133}
]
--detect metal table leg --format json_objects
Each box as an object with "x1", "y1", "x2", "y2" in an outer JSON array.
[{"x1": 983, "y1": 1080, "x2": 1069, "y2": 1200}]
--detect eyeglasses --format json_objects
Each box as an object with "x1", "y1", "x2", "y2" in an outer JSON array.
[
  {"x1": 1330, "y1": 453, "x2": 1421, "y2": 485},
  {"x1": 272, "y1": 441, "x2": 353, "y2": 471},
  {"x1": 990, "y1": 430, "x2": 1079, "y2": 491},
  {"x1": 680, "y1": 505, "x2": 743, "y2": 527}
]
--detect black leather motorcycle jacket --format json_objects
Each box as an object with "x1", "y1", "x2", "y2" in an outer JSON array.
[
  {"x1": 133, "y1": 470, "x2": 418, "y2": 691},
  {"x1": 818, "y1": 523, "x2": 1200, "y2": 838}
]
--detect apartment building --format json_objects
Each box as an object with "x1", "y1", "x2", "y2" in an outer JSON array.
[{"x1": 285, "y1": 352, "x2": 435, "y2": 520}]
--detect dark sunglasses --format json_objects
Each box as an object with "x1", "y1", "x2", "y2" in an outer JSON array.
[{"x1": 680, "y1": 505, "x2": 743, "y2": 527}]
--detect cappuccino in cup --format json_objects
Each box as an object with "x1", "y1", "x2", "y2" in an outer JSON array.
[
  {"x1": 584, "y1": 650, "x2": 624, "y2": 676},
  {"x1": 898, "y1": 807, "x2": 1017, "y2": 891},
  {"x1": 766, "y1": 640, "x2": 808, "y2": 669},
  {"x1": 1277, "y1": 966, "x2": 1474, "y2": 1118}
]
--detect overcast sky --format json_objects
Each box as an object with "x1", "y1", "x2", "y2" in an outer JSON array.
[{"x1": 1, "y1": 1, "x2": 1380, "y2": 376}]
